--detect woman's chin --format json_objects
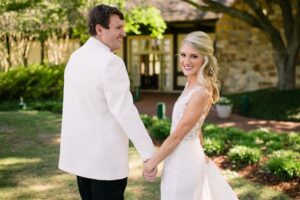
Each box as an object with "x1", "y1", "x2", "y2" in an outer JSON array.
[{"x1": 183, "y1": 71, "x2": 196, "y2": 77}]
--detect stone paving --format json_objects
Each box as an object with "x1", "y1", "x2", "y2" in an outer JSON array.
[{"x1": 134, "y1": 92, "x2": 300, "y2": 133}]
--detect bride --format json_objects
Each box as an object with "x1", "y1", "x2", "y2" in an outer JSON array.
[{"x1": 144, "y1": 31, "x2": 239, "y2": 200}]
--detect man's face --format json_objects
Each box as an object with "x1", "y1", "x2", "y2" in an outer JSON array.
[{"x1": 97, "y1": 15, "x2": 125, "y2": 51}]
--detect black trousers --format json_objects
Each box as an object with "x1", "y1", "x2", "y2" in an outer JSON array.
[{"x1": 76, "y1": 176, "x2": 128, "y2": 200}]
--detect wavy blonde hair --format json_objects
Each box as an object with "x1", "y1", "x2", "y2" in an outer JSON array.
[{"x1": 181, "y1": 31, "x2": 220, "y2": 103}]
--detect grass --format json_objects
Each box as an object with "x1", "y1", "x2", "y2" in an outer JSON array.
[
  {"x1": 0, "y1": 111, "x2": 293, "y2": 199},
  {"x1": 226, "y1": 88, "x2": 300, "y2": 121}
]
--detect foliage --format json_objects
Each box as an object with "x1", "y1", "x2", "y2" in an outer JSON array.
[
  {"x1": 140, "y1": 114, "x2": 155, "y2": 129},
  {"x1": 29, "y1": 101, "x2": 62, "y2": 113},
  {"x1": 265, "y1": 150, "x2": 300, "y2": 180},
  {"x1": 125, "y1": 6, "x2": 166, "y2": 39},
  {"x1": 149, "y1": 118, "x2": 171, "y2": 142},
  {"x1": 227, "y1": 145, "x2": 261, "y2": 166},
  {"x1": 0, "y1": 64, "x2": 64, "y2": 101},
  {"x1": 203, "y1": 124, "x2": 300, "y2": 167},
  {"x1": 227, "y1": 88, "x2": 300, "y2": 121},
  {"x1": 286, "y1": 132, "x2": 300, "y2": 152},
  {"x1": 216, "y1": 96, "x2": 232, "y2": 105},
  {"x1": 0, "y1": 0, "x2": 167, "y2": 69},
  {"x1": 0, "y1": 0, "x2": 41, "y2": 13},
  {"x1": 204, "y1": 138, "x2": 225, "y2": 156}
]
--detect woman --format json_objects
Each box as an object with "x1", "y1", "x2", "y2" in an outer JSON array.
[{"x1": 144, "y1": 31, "x2": 238, "y2": 200}]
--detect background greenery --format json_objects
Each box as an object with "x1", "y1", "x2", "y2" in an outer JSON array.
[
  {"x1": 0, "y1": 111, "x2": 293, "y2": 200},
  {"x1": 226, "y1": 88, "x2": 300, "y2": 121},
  {"x1": 1, "y1": 66, "x2": 300, "y2": 122},
  {"x1": 0, "y1": 0, "x2": 166, "y2": 70},
  {"x1": 141, "y1": 115, "x2": 300, "y2": 180}
]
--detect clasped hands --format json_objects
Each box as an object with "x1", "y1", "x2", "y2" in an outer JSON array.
[{"x1": 143, "y1": 159, "x2": 157, "y2": 182}]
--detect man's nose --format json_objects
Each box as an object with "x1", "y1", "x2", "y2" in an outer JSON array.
[{"x1": 121, "y1": 30, "x2": 126, "y2": 37}]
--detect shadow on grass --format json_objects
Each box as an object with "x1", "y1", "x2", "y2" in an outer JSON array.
[
  {"x1": 126, "y1": 177, "x2": 161, "y2": 200},
  {"x1": 0, "y1": 111, "x2": 295, "y2": 200},
  {"x1": 228, "y1": 173, "x2": 291, "y2": 200}
]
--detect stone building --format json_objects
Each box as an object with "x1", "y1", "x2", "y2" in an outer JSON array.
[
  {"x1": 124, "y1": 0, "x2": 300, "y2": 94},
  {"x1": 215, "y1": 0, "x2": 300, "y2": 93}
]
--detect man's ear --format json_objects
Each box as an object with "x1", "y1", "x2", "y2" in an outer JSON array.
[{"x1": 95, "y1": 24, "x2": 102, "y2": 36}]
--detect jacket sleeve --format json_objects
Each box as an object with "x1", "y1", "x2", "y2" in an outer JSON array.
[{"x1": 102, "y1": 55, "x2": 155, "y2": 160}]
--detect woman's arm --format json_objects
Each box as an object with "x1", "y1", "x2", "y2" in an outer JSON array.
[{"x1": 144, "y1": 90, "x2": 210, "y2": 171}]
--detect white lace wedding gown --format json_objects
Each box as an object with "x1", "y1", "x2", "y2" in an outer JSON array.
[{"x1": 161, "y1": 86, "x2": 239, "y2": 200}]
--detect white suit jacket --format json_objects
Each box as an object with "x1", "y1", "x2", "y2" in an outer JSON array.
[{"x1": 59, "y1": 37, "x2": 155, "y2": 180}]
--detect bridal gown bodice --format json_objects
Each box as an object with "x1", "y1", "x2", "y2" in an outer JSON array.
[
  {"x1": 171, "y1": 86, "x2": 210, "y2": 141},
  {"x1": 160, "y1": 86, "x2": 239, "y2": 200}
]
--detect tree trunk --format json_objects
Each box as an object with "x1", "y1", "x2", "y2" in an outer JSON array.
[
  {"x1": 40, "y1": 38, "x2": 45, "y2": 65},
  {"x1": 5, "y1": 33, "x2": 11, "y2": 70},
  {"x1": 274, "y1": 48, "x2": 298, "y2": 90},
  {"x1": 22, "y1": 36, "x2": 29, "y2": 67}
]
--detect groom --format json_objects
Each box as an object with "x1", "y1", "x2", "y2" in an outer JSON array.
[{"x1": 59, "y1": 4, "x2": 156, "y2": 200}]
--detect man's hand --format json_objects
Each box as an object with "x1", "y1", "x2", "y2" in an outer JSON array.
[{"x1": 143, "y1": 160, "x2": 157, "y2": 182}]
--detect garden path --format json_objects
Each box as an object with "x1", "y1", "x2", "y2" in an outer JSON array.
[{"x1": 134, "y1": 92, "x2": 300, "y2": 132}]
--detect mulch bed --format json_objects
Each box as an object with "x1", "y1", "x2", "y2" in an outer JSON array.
[{"x1": 212, "y1": 156, "x2": 300, "y2": 200}]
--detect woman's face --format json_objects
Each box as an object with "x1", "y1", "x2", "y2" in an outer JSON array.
[{"x1": 179, "y1": 43, "x2": 204, "y2": 77}]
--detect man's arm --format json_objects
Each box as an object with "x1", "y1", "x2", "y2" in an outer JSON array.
[{"x1": 102, "y1": 56, "x2": 155, "y2": 160}]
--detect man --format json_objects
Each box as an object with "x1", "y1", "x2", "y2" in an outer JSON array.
[{"x1": 59, "y1": 4, "x2": 156, "y2": 200}]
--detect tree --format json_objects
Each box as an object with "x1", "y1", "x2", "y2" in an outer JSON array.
[
  {"x1": 0, "y1": 0, "x2": 41, "y2": 69},
  {"x1": 181, "y1": 0, "x2": 300, "y2": 90},
  {"x1": 0, "y1": 0, "x2": 166, "y2": 70},
  {"x1": 0, "y1": 0, "x2": 41, "y2": 13},
  {"x1": 0, "y1": 0, "x2": 70, "y2": 68},
  {"x1": 125, "y1": 6, "x2": 167, "y2": 39}
]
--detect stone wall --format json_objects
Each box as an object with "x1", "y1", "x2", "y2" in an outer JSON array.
[{"x1": 215, "y1": 0, "x2": 300, "y2": 94}]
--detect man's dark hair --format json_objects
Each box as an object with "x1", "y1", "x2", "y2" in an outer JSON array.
[{"x1": 88, "y1": 4, "x2": 124, "y2": 36}]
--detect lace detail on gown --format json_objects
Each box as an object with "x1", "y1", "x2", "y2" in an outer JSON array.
[{"x1": 171, "y1": 85, "x2": 210, "y2": 141}]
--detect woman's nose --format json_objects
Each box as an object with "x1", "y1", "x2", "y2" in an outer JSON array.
[{"x1": 182, "y1": 57, "x2": 190, "y2": 65}]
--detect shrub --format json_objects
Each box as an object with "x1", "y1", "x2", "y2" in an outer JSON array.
[
  {"x1": 216, "y1": 96, "x2": 233, "y2": 105},
  {"x1": 227, "y1": 88, "x2": 300, "y2": 121},
  {"x1": 265, "y1": 150, "x2": 300, "y2": 180},
  {"x1": 0, "y1": 100, "x2": 19, "y2": 111},
  {"x1": 222, "y1": 127, "x2": 245, "y2": 144},
  {"x1": 140, "y1": 114, "x2": 154, "y2": 129},
  {"x1": 287, "y1": 132, "x2": 300, "y2": 152},
  {"x1": 149, "y1": 118, "x2": 171, "y2": 142},
  {"x1": 202, "y1": 124, "x2": 226, "y2": 139},
  {"x1": 0, "y1": 64, "x2": 64, "y2": 101},
  {"x1": 204, "y1": 138, "x2": 225, "y2": 156},
  {"x1": 29, "y1": 101, "x2": 63, "y2": 113},
  {"x1": 228, "y1": 145, "x2": 261, "y2": 166},
  {"x1": 265, "y1": 140, "x2": 284, "y2": 152}
]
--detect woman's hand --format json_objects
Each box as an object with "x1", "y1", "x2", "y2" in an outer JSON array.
[{"x1": 143, "y1": 160, "x2": 157, "y2": 182}]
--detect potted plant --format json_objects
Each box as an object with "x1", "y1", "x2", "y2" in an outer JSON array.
[{"x1": 215, "y1": 97, "x2": 233, "y2": 118}]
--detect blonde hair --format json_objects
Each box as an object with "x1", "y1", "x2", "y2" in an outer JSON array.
[{"x1": 181, "y1": 31, "x2": 220, "y2": 103}]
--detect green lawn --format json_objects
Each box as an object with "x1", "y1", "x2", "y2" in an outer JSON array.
[{"x1": 0, "y1": 111, "x2": 292, "y2": 199}]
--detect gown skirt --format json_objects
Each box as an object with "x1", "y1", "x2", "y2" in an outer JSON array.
[{"x1": 161, "y1": 139, "x2": 238, "y2": 200}]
